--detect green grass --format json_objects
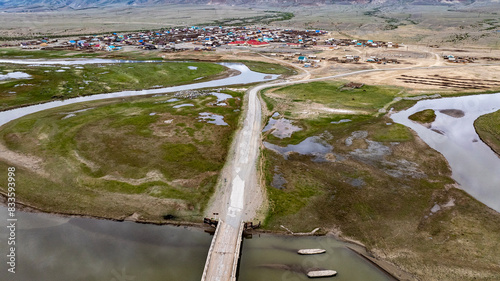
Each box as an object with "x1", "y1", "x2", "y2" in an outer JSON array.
[
  {"x1": 274, "y1": 81, "x2": 401, "y2": 113},
  {"x1": 372, "y1": 123, "x2": 413, "y2": 142},
  {"x1": 261, "y1": 89, "x2": 278, "y2": 111},
  {"x1": 0, "y1": 48, "x2": 100, "y2": 59},
  {"x1": 236, "y1": 60, "x2": 296, "y2": 76},
  {"x1": 0, "y1": 48, "x2": 166, "y2": 60},
  {"x1": 261, "y1": 81, "x2": 407, "y2": 146},
  {"x1": 0, "y1": 90, "x2": 243, "y2": 222},
  {"x1": 475, "y1": 109, "x2": 500, "y2": 156},
  {"x1": 262, "y1": 149, "x2": 322, "y2": 227},
  {"x1": 0, "y1": 61, "x2": 225, "y2": 110},
  {"x1": 409, "y1": 109, "x2": 437, "y2": 124}
]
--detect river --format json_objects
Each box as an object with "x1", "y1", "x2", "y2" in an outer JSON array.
[
  {"x1": 391, "y1": 93, "x2": 500, "y2": 212},
  {"x1": 0, "y1": 207, "x2": 393, "y2": 280}
]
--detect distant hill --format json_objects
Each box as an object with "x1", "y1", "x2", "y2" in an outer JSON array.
[{"x1": 0, "y1": 0, "x2": 480, "y2": 11}]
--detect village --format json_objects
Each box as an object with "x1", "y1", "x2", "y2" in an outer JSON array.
[
  {"x1": 6, "y1": 25, "x2": 488, "y2": 69},
  {"x1": 4, "y1": 26, "x2": 418, "y2": 65}
]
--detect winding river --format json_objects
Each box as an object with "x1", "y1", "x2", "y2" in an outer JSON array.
[
  {"x1": 392, "y1": 93, "x2": 500, "y2": 212},
  {"x1": 0, "y1": 61, "x2": 278, "y2": 125},
  {"x1": 0, "y1": 59, "x2": 392, "y2": 280}
]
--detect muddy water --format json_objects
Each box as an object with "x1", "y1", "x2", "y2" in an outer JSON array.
[
  {"x1": 391, "y1": 93, "x2": 500, "y2": 212},
  {"x1": 0, "y1": 207, "x2": 212, "y2": 280},
  {"x1": 238, "y1": 234, "x2": 392, "y2": 281},
  {"x1": 0, "y1": 207, "x2": 393, "y2": 280}
]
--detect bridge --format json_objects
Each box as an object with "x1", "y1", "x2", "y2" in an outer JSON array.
[{"x1": 201, "y1": 220, "x2": 244, "y2": 281}]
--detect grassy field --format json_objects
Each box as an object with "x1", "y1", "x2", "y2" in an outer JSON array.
[
  {"x1": 271, "y1": 4, "x2": 500, "y2": 48},
  {"x1": 475, "y1": 109, "x2": 500, "y2": 156},
  {"x1": 273, "y1": 81, "x2": 402, "y2": 113},
  {"x1": 234, "y1": 60, "x2": 296, "y2": 76},
  {"x1": 0, "y1": 61, "x2": 225, "y2": 110},
  {"x1": 0, "y1": 48, "x2": 171, "y2": 60},
  {"x1": 0, "y1": 90, "x2": 243, "y2": 222},
  {"x1": 0, "y1": 5, "x2": 270, "y2": 39},
  {"x1": 263, "y1": 82, "x2": 403, "y2": 147},
  {"x1": 260, "y1": 81, "x2": 500, "y2": 280},
  {"x1": 409, "y1": 109, "x2": 436, "y2": 124},
  {"x1": 0, "y1": 48, "x2": 101, "y2": 59}
]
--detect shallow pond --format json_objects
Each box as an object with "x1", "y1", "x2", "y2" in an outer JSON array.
[
  {"x1": 0, "y1": 71, "x2": 31, "y2": 80},
  {"x1": 173, "y1": 103, "x2": 195, "y2": 109},
  {"x1": 264, "y1": 136, "x2": 333, "y2": 161},
  {"x1": 209, "y1": 92, "x2": 233, "y2": 102},
  {"x1": 198, "y1": 112, "x2": 228, "y2": 126},
  {"x1": 263, "y1": 114, "x2": 302, "y2": 139}
]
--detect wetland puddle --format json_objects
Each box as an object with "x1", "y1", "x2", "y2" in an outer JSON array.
[
  {"x1": 210, "y1": 92, "x2": 233, "y2": 102},
  {"x1": 263, "y1": 112, "x2": 302, "y2": 139},
  {"x1": 264, "y1": 136, "x2": 333, "y2": 161},
  {"x1": 173, "y1": 103, "x2": 194, "y2": 108},
  {"x1": 331, "y1": 119, "x2": 352, "y2": 124},
  {"x1": 391, "y1": 92, "x2": 500, "y2": 212},
  {"x1": 198, "y1": 112, "x2": 228, "y2": 126},
  {"x1": 0, "y1": 71, "x2": 31, "y2": 80}
]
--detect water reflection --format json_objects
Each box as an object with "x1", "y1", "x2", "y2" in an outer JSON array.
[
  {"x1": 264, "y1": 136, "x2": 333, "y2": 161},
  {"x1": 391, "y1": 93, "x2": 500, "y2": 212}
]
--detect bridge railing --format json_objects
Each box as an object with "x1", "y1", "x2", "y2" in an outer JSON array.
[
  {"x1": 230, "y1": 222, "x2": 245, "y2": 281},
  {"x1": 200, "y1": 220, "x2": 223, "y2": 281}
]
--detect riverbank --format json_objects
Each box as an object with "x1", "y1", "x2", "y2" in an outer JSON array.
[{"x1": 475, "y1": 109, "x2": 500, "y2": 157}]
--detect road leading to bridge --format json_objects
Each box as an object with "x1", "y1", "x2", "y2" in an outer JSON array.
[{"x1": 201, "y1": 62, "x2": 500, "y2": 281}]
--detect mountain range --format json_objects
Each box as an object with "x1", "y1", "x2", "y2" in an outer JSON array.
[{"x1": 0, "y1": 0, "x2": 480, "y2": 11}]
